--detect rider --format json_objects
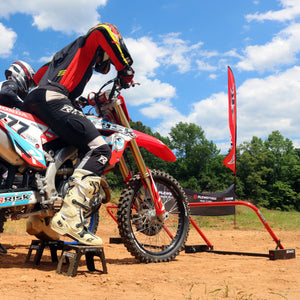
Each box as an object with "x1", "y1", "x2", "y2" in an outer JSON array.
[
  {"x1": 0, "y1": 61, "x2": 36, "y2": 109},
  {"x1": 0, "y1": 61, "x2": 36, "y2": 182},
  {"x1": 23, "y1": 23, "x2": 134, "y2": 246},
  {"x1": 0, "y1": 61, "x2": 35, "y2": 253}
]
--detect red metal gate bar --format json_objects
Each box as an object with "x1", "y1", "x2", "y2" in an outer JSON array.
[
  {"x1": 189, "y1": 217, "x2": 213, "y2": 248},
  {"x1": 188, "y1": 201, "x2": 284, "y2": 249},
  {"x1": 106, "y1": 205, "x2": 118, "y2": 223}
]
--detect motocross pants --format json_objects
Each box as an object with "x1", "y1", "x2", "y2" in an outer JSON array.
[{"x1": 23, "y1": 88, "x2": 111, "y2": 175}]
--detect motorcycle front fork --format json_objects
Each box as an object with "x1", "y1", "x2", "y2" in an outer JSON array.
[{"x1": 115, "y1": 104, "x2": 167, "y2": 222}]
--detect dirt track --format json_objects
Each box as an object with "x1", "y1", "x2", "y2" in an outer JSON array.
[{"x1": 0, "y1": 213, "x2": 299, "y2": 300}]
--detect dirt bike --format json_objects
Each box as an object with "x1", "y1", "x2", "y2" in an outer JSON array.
[{"x1": 0, "y1": 78, "x2": 190, "y2": 263}]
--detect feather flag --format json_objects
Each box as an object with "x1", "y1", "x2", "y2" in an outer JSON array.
[{"x1": 223, "y1": 66, "x2": 237, "y2": 176}]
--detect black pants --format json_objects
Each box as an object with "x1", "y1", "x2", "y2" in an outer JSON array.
[{"x1": 23, "y1": 88, "x2": 111, "y2": 175}]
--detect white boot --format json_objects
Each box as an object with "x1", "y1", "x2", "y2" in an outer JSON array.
[{"x1": 51, "y1": 169, "x2": 102, "y2": 246}]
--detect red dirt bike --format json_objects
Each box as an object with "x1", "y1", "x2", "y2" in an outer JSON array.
[{"x1": 0, "y1": 78, "x2": 190, "y2": 263}]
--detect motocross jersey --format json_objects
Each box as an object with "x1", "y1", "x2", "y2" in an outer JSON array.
[
  {"x1": 37, "y1": 24, "x2": 131, "y2": 99},
  {"x1": 0, "y1": 80, "x2": 24, "y2": 109}
]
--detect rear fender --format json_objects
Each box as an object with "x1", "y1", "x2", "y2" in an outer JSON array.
[{"x1": 0, "y1": 107, "x2": 48, "y2": 168}]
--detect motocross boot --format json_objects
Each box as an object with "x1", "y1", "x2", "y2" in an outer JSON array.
[{"x1": 50, "y1": 169, "x2": 103, "y2": 246}]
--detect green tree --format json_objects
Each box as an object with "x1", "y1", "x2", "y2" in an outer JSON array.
[
  {"x1": 168, "y1": 122, "x2": 231, "y2": 191},
  {"x1": 264, "y1": 131, "x2": 300, "y2": 210},
  {"x1": 237, "y1": 131, "x2": 300, "y2": 210},
  {"x1": 237, "y1": 136, "x2": 272, "y2": 206}
]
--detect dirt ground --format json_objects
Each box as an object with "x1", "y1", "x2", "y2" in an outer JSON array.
[{"x1": 0, "y1": 210, "x2": 299, "y2": 300}]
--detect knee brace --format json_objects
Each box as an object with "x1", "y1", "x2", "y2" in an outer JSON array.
[{"x1": 78, "y1": 144, "x2": 112, "y2": 175}]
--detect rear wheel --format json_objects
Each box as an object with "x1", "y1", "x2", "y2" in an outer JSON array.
[{"x1": 117, "y1": 169, "x2": 190, "y2": 263}]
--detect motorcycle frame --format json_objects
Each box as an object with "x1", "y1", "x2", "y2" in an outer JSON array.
[{"x1": 0, "y1": 85, "x2": 169, "y2": 220}]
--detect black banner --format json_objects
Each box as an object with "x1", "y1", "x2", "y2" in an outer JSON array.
[{"x1": 184, "y1": 184, "x2": 235, "y2": 216}]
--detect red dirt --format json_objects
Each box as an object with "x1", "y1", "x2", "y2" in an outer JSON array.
[{"x1": 0, "y1": 212, "x2": 299, "y2": 300}]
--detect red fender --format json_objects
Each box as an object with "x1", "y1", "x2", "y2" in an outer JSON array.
[{"x1": 133, "y1": 130, "x2": 176, "y2": 162}]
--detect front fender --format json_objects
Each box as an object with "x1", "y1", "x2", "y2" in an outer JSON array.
[{"x1": 133, "y1": 130, "x2": 176, "y2": 162}]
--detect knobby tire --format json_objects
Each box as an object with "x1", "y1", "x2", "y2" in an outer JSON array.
[{"x1": 117, "y1": 169, "x2": 190, "y2": 263}]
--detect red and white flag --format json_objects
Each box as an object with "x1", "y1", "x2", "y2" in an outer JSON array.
[{"x1": 223, "y1": 66, "x2": 237, "y2": 176}]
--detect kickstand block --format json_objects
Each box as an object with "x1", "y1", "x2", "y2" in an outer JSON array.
[
  {"x1": 56, "y1": 244, "x2": 107, "y2": 277},
  {"x1": 269, "y1": 249, "x2": 296, "y2": 260},
  {"x1": 109, "y1": 237, "x2": 123, "y2": 244},
  {"x1": 185, "y1": 244, "x2": 213, "y2": 253}
]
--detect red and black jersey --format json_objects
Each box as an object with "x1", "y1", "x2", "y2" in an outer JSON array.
[{"x1": 37, "y1": 24, "x2": 131, "y2": 99}]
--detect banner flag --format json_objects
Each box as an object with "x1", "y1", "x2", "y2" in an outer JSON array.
[
  {"x1": 223, "y1": 66, "x2": 237, "y2": 176},
  {"x1": 184, "y1": 184, "x2": 235, "y2": 216},
  {"x1": 184, "y1": 67, "x2": 236, "y2": 217}
]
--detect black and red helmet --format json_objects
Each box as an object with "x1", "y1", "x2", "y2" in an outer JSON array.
[
  {"x1": 104, "y1": 23, "x2": 133, "y2": 66},
  {"x1": 94, "y1": 23, "x2": 133, "y2": 74},
  {"x1": 5, "y1": 61, "x2": 36, "y2": 95}
]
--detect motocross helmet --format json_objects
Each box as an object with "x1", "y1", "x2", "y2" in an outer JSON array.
[
  {"x1": 5, "y1": 61, "x2": 36, "y2": 97},
  {"x1": 95, "y1": 23, "x2": 133, "y2": 74}
]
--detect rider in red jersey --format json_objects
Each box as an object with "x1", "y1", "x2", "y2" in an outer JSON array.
[{"x1": 23, "y1": 23, "x2": 134, "y2": 246}]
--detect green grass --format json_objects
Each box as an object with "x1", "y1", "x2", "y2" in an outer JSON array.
[{"x1": 191, "y1": 205, "x2": 300, "y2": 230}]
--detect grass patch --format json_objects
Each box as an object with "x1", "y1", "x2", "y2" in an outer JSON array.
[
  {"x1": 191, "y1": 205, "x2": 300, "y2": 230},
  {"x1": 3, "y1": 218, "x2": 27, "y2": 235}
]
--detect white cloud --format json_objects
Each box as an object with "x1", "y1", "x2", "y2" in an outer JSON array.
[
  {"x1": 246, "y1": 0, "x2": 300, "y2": 22},
  {"x1": 187, "y1": 92, "x2": 228, "y2": 142},
  {"x1": 236, "y1": 66, "x2": 300, "y2": 144},
  {"x1": 140, "y1": 99, "x2": 183, "y2": 120},
  {"x1": 125, "y1": 37, "x2": 165, "y2": 78},
  {"x1": 124, "y1": 77, "x2": 176, "y2": 106},
  {"x1": 143, "y1": 100, "x2": 187, "y2": 137},
  {"x1": 0, "y1": 23, "x2": 17, "y2": 57},
  {"x1": 293, "y1": 139, "x2": 300, "y2": 148},
  {"x1": 237, "y1": 23, "x2": 300, "y2": 72},
  {"x1": 196, "y1": 60, "x2": 217, "y2": 72},
  {"x1": 159, "y1": 33, "x2": 204, "y2": 73},
  {"x1": 38, "y1": 56, "x2": 53, "y2": 64},
  {"x1": 0, "y1": 0, "x2": 107, "y2": 34}
]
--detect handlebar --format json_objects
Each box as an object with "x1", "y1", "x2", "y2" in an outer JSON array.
[{"x1": 74, "y1": 77, "x2": 139, "y2": 111}]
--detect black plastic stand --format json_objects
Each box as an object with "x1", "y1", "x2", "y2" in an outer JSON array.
[
  {"x1": 56, "y1": 244, "x2": 107, "y2": 277},
  {"x1": 0, "y1": 243, "x2": 7, "y2": 254},
  {"x1": 26, "y1": 240, "x2": 64, "y2": 265}
]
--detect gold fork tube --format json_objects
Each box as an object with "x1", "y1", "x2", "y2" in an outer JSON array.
[
  {"x1": 118, "y1": 156, "x2": 130, "y2": 181},
  {"x1": 114, "y1": 104, "x2": 155, "y2": 199}
]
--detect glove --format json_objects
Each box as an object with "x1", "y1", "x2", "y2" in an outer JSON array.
[
  {"x1": 117, "y1": 67, "x2": 134, "y2": 88},
  {"x1": 87, "y1": 92, "x2": 96, "y2": 106}
]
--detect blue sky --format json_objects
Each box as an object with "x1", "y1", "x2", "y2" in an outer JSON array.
[{"x1": 0, "y1": 0, "x2": 300, "y2": 152}]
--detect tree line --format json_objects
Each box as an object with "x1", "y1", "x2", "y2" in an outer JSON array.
[{"x1": 108, "y1": 120, "x2": 300, "y2": 212}]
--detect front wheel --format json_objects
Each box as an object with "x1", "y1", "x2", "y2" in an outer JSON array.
[{"x1": 117, "y1": 169, "x2": 190, "y2": 263}]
